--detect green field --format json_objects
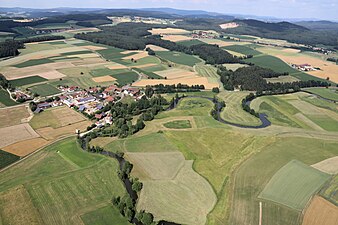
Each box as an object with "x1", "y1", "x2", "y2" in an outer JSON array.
[
  {"x1": 320, "y1": 174, "x2": 338, "y2": 205},
  {"x1": 259, "y1": 160, "x2": 331, "y2": 210},
  {"x1": 222, "y1": 45, "x2": 262, "y2": 56},
  {"x1": 13, "y1": 58, "x2": 54, "y2": 68},
  {"x1": 111, "y1": 71, "x2": 139, "y2": 86},
  {"x1": 90, "y1": 68, "x2": 118, "y2": 77},
  {"x1": 304, "y1": 88, "x2": 338, "y2": 101},
  {"x1": 0, "y1": 89, "x2": 18, "y2": 107},
  {"x1": 0, "y1": 137, "x2": 125, "y2": 225},
  {"x1": 81, "y1": 205, "x2": 131, "y2": 225},
  {"x1": 9, "y1": 76, "x2": 47, "y2": 87},
  {"x1": 163, "y1": 120, "x2": 192, "y2": 129},
  {"x1": 0, "y1": 150, "x2": 20, "y2": 169},
  {"x1": 132, "y1": 68, "x2": 163, "y2": 79},
  {"x1": 156, "y1": 51, "x2": 202, "y2": 67},
  {"x1": 30, "y1": 84, "x2": 61, "y2": 97},
  {"x1": 177, "y1": 39, "x2": 204, "y2": 47}
]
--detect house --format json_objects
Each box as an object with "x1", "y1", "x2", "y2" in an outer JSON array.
[
  {"x1": 52, "y1": 101, "x2": 63, "y2": 107},
  {"x1": 37, "y1": 102, "x2": 51, "y2": 109},
  {"x1": 34, "y1": 108, "x2": 43, "y2": 113},
  {"x1": 75, "y1": 96, "x2": 96, "y2": 106},
  {"x1": 95, "y1": 112, "x2": 106, "y2": 120},
  {"x1": 105, "y1": 96, "x2": 115, "y2": 102},
  {"x1": 79, "y1": 105, "x2": 86, "y2": 112}
]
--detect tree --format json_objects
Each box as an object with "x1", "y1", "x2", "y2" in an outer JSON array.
[
  {"x1": 132, "y1": 178, "x2": 143, "y2": 192},
  {"x1": 145, "y1": 86, "x2": 154, "y2": 98},
  {"x1": 212, "y1": 87, "x2": 220, "y2": 93}
]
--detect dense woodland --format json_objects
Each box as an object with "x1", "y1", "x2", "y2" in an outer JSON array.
[
  {"x1": 218, "y1": 65, "x2": 330, "y2": 93},
  {"x1": 146, "y1": 84, "x2": 205, "y2": 94}
]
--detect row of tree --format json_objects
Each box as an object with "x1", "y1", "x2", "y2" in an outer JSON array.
[{"x1": 145, "y1": 84, "x2": 205, "y2": 95}]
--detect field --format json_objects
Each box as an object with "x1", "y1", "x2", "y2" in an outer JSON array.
[
  {"x1": 162, "y1": 35, "x2": 193, "y2": 42},
  {"x1": 0, "y1": 105, "x2": 30, "y2": 128},
  {"x1": 0, "y1": 123, "x2": 39, "y2": 149},
  {"x1": 218, "y1": 92, "x2": 262, "y2": 126},
  {"x1": 81, "y1": 205, "x2": 131, "y2": 225},
  {"x1": 312, "y1": 156, "x2": 338, "y2": 174},
  {"x1": 111, "y1": 71, "x2": 139, "y2": 86},
  {"x1": 258, "y1": 160, "x2": 331, "y2": 210},
  {"x1": 150, "y1": 28, "x2": 190, "y2": 35},
  {"x1": 29, "y1": 83, "x2": 61, "y2": 97},
  {"x1": 302, "y1": 196, "x2": 338, "y2": 225},
  {"x1": 222, "y1": 45, "x2": 262, "y2": 56},
  {"x1": 0, "y1": 137, "x2": 126, "y2": 225},
  {"x1": 177, "y1": 39, "x2": 204, "y2": 47},
  {"x1": 320, "y1": 175, "x2": 338, "y2": 205},
  {"x1": 156, "y1": 51, "x2": 202, "y2": 67},
  {"x1": 9, "y1": 76, "x2": 47, "y2": 87},
  {"x1": 163, "y1": 120, "x2": 192, "y2": 129},
  {"x1": 0, "y1": 89, "x2": 18, "y2": 107},
  {"x1": 304, "y1": 87, "x2": 338, "y2": 101},
  {"x1": 0, "y1": 150, "x2": 20, "y2": 169}
]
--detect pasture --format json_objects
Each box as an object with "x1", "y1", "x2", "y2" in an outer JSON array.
[
  {"x1": 177, "y1": 39, "x2": 204, "y2": 47},
  {"x1": 258, "y1": 160, "x2": 330, "y2": 210},
  {"x1": 156, "y1": 51, "x2": 202, "y2": 67},
  {"x1": 81, "y1": 205, "x2": 131, "y2": 225},
  {"x1": 304, "y1": 87, "x2": 338, "y2": 102},
  {"x1": 29, "y1": 84, "x2": 61, "y2": 97},
  {"x1": 0, "y1": 138, "x2": 126, "y2": 225},
  {"x1": 222, "y1": 45, "x2": 262, "y2": 56},
  {"x1": 0, "y1": 150, "x2": 20, "y2": 169},
  {"x1": 0, "y1": 89, "x2": 18, "y2": 107},
  {"x1": 111, "y1": 71, "x2": 139, "y2": 86},
  {"x1": 163, "y1": 120, "x2": 192, "y2": 129},
  {"x1": 302, "y1": 196, "x2": 338, "y2": 225}
]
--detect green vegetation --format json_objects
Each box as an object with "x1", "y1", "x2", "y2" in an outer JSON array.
[
  {"x1": 60, "y1": 50, "x2": 92, "y2": 56},
  {"x1": 163, "y1": 120, "x2": 192, "y2": 129},
  {"x1": 0, "y1": 137, "x2": 126, "y2": 225},
  {"x1": 0, "y1": 89, "x2": 18, "y2": 106},
  {"x1": 320, "y1": 174, "x2": 338, "y2": 205},
  {"x1": 90, "y1": 68, "x2": 118, "y2": 77},
  {"x1": 30, "y1": 84, "x2": 61, "y2": 97},
  {"x1": 132, "y1": 68, "x2": 162, "y2": 79},
  {"x1": 177, "y1": 39, "x2": 204, "y2": 47},
  {"x1": 259, "y1": 160, "x2": 330, "y2": 210},
  {"x1": 111, "y1": 71, "x2": 139, "y2": 86},
  {"x1": 9, "y1": 76, "x2": 47, "y2": 87},
  {"x1": 156, "y1": 51, "x2": 202, "y2": 67},
  {"x1": 81, "y1": 205, "x2": 131, "y2": 225},
  {"x1": 304, "y1": 88, "x2": 338, "y2": 101},
  {"x1": 223, "y1": 45, "x2": 262, "y2": 56},
  {"x1": 13, "y1": 58, "x2": 53, "y2": 68},
  {"x1": 0, "y1": 150, "x2": 20, "y2": 169}
]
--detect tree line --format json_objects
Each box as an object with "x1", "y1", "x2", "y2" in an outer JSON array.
[{"x1": 145, "y1": 84, "x2": 205, "y2": 95}]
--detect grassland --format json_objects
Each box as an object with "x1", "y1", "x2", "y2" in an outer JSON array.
[
  {"x1": 111, "y1": 71, "x2": 139, "y2": 86},
  {"x1": 9, "y1": 76, "x2": 47, "y2": 87},
  {"x1": 304, "y1": 87, "x2": 338, "y2": 102},
  {"x1": 258, "y1": 160, "x2": 331, "y2": 210},
  {"x1": 156, "y1": 51, "x2": 202, "y2": 67},
  {"x1": 81, "y1": 205, "x2": 131, "y2": 225},
  {"x1": 0, "y1": 105, "x2": 30, "y2": 128},
  {"x1": 0, "y1": 137, "x2": 126, "y2": 225},
  {"x1": 0, "y1": 89, "x2": 18, "y2": 107},
  {"x1": 29, "y1": 84, "x2": 61, "y2": 97},
  {"x1": 177, "y1": 39, "x2": 204, "y2": 47},
  {"x1": 163, "y1": 120, "x2": 192, "y2": 129},
  {"x1": 222, "y1": 45, "x2": 262, "y2": 56},
  {"x1": 13, "y1": 58, "x2": 54, "y2": 68},
  {"x1": 320, "y1": 174, "x2": 338, "y2": 205},
  {"x1": 0, "y1": 150, "x2": 20, "y2": 169}
]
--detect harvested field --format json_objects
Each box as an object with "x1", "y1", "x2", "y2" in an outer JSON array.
[
  {"x1": 200, "y1": 38, "x2": 248, "y2": 47},
  {"x1": 120, "y1": 50, "x2": 143, "y2": 55},
  {"x1": 0, "y1": 186, "x2": 43, "y2": 225},
  {"x1": 150, "y1": 28, "x2": 190, "y2": 35},
  {"x1": 146, "y1": 44, "x2": 168, "y2": 51},
  {"x1": 131, "y1": 63, "x2": 157, "y2": 69},
  {"x1": 126, "y1": 152, "x2": 185, "y2": 180},
  {"x1": 223, "y1": 63, "x2": 248, "y2": 71},
  {"x1": 2, "y1": 138, "x2": 49, "y2": 157},
  {"x1": 92, "y1": 76, "x2": 116, "y2": 83},
  {"x1": 106, "y1": 63, "x2": 128, "y2": 70},
  {"x1": 81, "y1": 205, "x2": 131, "y2": 225},
  {"x1": 302, "y1": 196, "x2": 338, "y2": 225},
  {"x1": 220, "y1": 22, "x2": 239, "y2": 29},
  {"x1": 82, "y1": 45, "x2": 107, "y2": 51},
  {"x1": 162, "y1": 35, "x2": 193, "y2": 42},
  {"x1": 0, "y1": 105, "x2": 30, "y2": 128},
  {"x1": 36, "y1": 120, "x2": 91, "y2": 140},
  {"x1": 312, "y1": 156, "x2": 338, "y2": 174},
  {"x1": 137, "y1": 160, "x2": 216, "y2": 225},
  {"x1": 122, "y1": 51, "x2": 149, "y2": 60},
  {"x1": 133, "y1": 76, "x2": 218, "y2": 89},
  {"x1": 155, "y1": 68, "x2": 197, "y2": 79},
  {"x1": 258, "y1": 160, "x2": 331, "y2": 210},
  {"x1": 0, "y1": 123, "x2": 39, "y2": 148}
]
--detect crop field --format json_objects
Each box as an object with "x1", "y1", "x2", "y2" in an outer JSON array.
[
  {"x1": 13, "y1": 58, "x2": 54, "y2": 68},
  {"x1": 265, "y1": 75, "x2": 300, "y2": 83},
  {"x1": 304, "y1": 87, "x2": 338, "y2": 102},
  {"x1": 163, "y1": 120, "x2": 192, "y2": 129},
  {"x1": 9, "y1": 75, "x2": 47, "y2": 87},
  {"x1": 223, "y1": 63, "x2": 248, "y2": 71},
  {"x1": 222, "y1": 45, "x2": 262, "y2": 56},
  {"x1": 150, "y1": 28, "x2": 190, "y2": 35},
  {"x1": 302, "y1": 196, "x2": 338, "y2": 225},
  {"x1": 111, "y1": 71, "x2": 139, "y2": 86},
  {"x1": 218, "y1": 92, "x2": 262, "y2": 126},
  {"x1": 177, "y1": 39, "x2": 204, "y2": 47},
  {"x1": 0, "y1": 89, "x2": 18, "y2": 107},
  {"x1": 92, "y1": 75, "x2": 116, "y2": 83},
  {"x1": 258, "y1": 160, "x2": 331, "y2": 210},
  {"x1": 29, "y1": 83, "x2": 61, "y2": 97},
  {"x1": 156, "y1": 51, "x2": 202, "y2": 67},
  {"x1": 133, "y1": 68, "x2": 163, "y2": 79},
  {"x1": 312, "y1": 156, "x2": 338, "y2": 174},
  {"x1": 2, "y1": 138, "x2": 49, "y2": 157},
  {"x1": 0, "y1": 150, "x2": 20, "y2": 169},
  {"x1": 0, "y1": 105, "x2": 30, "y2": 128},
  {"x1": 0, "y1": 123, "x2": 39, "y2": 149},
  {"x1": 320, "y1": 175, "x2": 338, "y2": 205},
  {"x1": 229, "y1": 137, "x2": 338, "y2": 225},
  {"x1": 81, "y1": 205, "x2": 131, "y2": 225},
  {"x1": 0, "y1": 137, "x2": 126, "y2": 225},
  {"x1": 162, "y1": 35, "x2": 193, "y2": 42}
]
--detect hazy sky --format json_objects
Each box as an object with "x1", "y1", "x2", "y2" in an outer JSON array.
[{"x1": 1, "y1": 0, "x2": 337, "y2": 20}]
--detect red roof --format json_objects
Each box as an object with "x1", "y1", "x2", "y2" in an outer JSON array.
[{"x1": 105, "y1": 96, "x2": 115, "y2": 102}]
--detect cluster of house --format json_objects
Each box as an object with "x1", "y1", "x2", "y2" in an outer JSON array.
[
  {"x1": 11, "y1": 89, "x2": 31, "y2": 102},
  {"x1": 291, "y1": 63, "x2": 318, "y2": 72},
  {"x1": 33, "y1": 84, "x2": 143, "y2": 127},
  {"x1": 191, "y1": 30, "x2": 218, "y2": 39}
]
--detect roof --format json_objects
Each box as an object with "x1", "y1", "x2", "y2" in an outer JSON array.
[{"x1": 37, "y1": 102, "x2": 51, "y2": 108}]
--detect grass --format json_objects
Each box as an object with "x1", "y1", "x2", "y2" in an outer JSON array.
[
  {"x1": 81, "y1": 205, "x2": 131, "y2": 225},
  {"x1": 0, "y1": 150, "x2": 20, "y2": 169},
  {"x1": 222, "y1": 45, "x2": 262, "y2": 56},
  {"x1": 90, "y1": 68, "x2": 117, "y2": 77},
  {"x1": 156, "y1": 51, "x2": 202, "y2": 67},
  {"x1": 132, "y1": 68, "x2": 163, "y2": 79},
  {"x1": 0, "y1": 89, "x2": 18, "y2": 107},
  {"x1": 9, "y1": 76, "x2": 47, "y2": 87},
  {"x1": 229, "y1": 137, "x2": 338, "y2": 225},
  {"x1": 163, "y1": 120, "x2": 192, "y2": 129},
  {"x1": 194, "y1": 64, "x2": 219, "y2": 78},
  {"x1": 60, "y1": 50, "x2": 92, "y2": 56},
  {"x1": 29, "y1": 84, "x2": 61, "y2": 97},
  {"x1": 218, "y1": 92, "x2": 262, "y2": 126},
  {"x1": 320, "y1": 174, "x2": 338, "y2": 205},
  {"x1": 0, "y1": 137, "x2": 126, "y2": 225},
  {"x1": 258, "y1": 160, "x2": 331, "y2": 210},
  {"x1": 306, "y1": 115, "x2": 338, "y2": 132},
  {"x1": 13, "y1": 58, "x2": 54, "y2": 68},
  {"x1": 177, "y1": 39, "x2": 204, "y2": 47},
  {"x1": 304, "y1": 88, "x2": 338, "y2": 102},
  {"x1": 110, "y1": 71, "x2": 139, "y2": 86},
  {"x1": 0, "y1": 105, "x2": 30, "y2": 128}
]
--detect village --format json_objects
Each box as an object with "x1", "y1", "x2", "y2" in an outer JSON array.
[{"x1": 33, "y1": 84, "x2": 144, "y2": 128}]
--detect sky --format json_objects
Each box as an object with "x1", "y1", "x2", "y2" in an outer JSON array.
[{"x1": 1, "y1": 0, "x2": 337, "y2": 21}]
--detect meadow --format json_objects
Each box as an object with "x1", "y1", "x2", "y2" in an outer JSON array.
[
  {"x1": 156, "y1": 51, "x2": 202, "y2": 67},
  {"x1": 222, "y1": 45, "x2": 262, "y2": 56},
  {"x1": 29, "y1": 84, "x2": 61, "y2": 97},
  {"x1": 304, "y1": 87, "x2": 338, "y2": 102},
  {"x1": 0, "y1": 89, "x2": 18, "y2": 107}
]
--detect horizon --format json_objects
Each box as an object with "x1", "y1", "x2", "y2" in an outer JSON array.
[{"x1": 0, "y1": 0, "x2": 337, "y2": 21}]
